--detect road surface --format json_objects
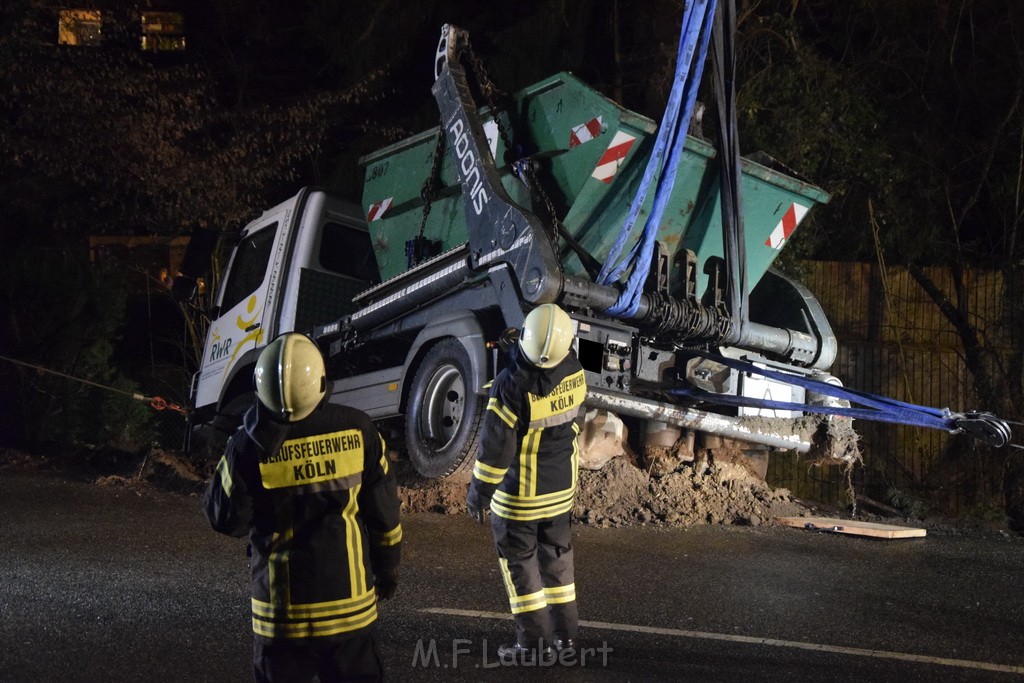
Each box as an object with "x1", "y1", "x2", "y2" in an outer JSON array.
[{"x1": 1, "y1": 471, "x2": 1022, "y2": 681}]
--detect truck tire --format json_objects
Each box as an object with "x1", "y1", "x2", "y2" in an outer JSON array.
[{"x1": 405, "y1": 338, "x2": 486, "y2": 478}]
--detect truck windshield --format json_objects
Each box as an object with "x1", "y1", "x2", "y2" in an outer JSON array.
[{"x1": 219, "y1": 223, "x2": 278, "y2": 315}]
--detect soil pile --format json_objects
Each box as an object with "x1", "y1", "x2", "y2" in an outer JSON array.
[
  {"x1": 397, "y1": 467, "x2": 472, "y2": 515},
  {"x1": 395, "y1": 452, "x2": 809, "y2": 528},
  {"x1": 574, "y1": 456, "x2": 806, "y2": 527}
]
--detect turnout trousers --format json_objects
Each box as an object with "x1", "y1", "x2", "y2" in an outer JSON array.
[
  {"x1": 252, "y1": 630, "x2": 384, "y2": 683},
  {"x1": 490, "y1": 511, "x2": 578, "y2": 646}
]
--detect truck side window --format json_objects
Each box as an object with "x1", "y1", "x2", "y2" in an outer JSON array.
[
  {"x1": 219, "y1": 223, "x2": 278, "y2": 314},
  {"x1": 319, "y1": 221, "x2": 380, "y2": 284}
]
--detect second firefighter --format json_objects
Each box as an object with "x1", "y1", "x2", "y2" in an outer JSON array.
[{"x1": 466, "y1": 303, "x2": 587, "y2": 661}]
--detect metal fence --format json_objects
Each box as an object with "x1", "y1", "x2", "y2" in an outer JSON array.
[{"x1": 765, "y1": 261, "x2": 1022, "y2": 516}]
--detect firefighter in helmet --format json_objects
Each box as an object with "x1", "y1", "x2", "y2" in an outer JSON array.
[
  {"x1": 203, "y1": 332, "x2": 401, "y2": 682},
  {"x1": 467, "y1": 303, "x2": 587, "y2": 662}
]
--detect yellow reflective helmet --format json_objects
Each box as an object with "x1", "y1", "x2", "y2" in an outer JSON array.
[
  {"x1": 519, "y1": 303, "x2": 574, "y2": 369},
  {"x1": 254, "y1": 333, "x2": 326, "y2": 422}
]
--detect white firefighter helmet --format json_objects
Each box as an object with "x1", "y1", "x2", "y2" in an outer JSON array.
[
  {"x1": 254, "y1": 333, "x2": 326, "y2": 422},
  {"x1": 519, "y1": 303, "x2": 574, "y2": 369}
]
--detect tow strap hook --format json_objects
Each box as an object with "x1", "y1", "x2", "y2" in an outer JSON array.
[{"x1": 954, "y1": 412, "x2": 1012, "y2": 447}]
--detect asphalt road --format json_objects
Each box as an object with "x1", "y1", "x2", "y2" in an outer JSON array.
[{"x1": 1, "y1": 470, "x2": 1022, "y2": 682}]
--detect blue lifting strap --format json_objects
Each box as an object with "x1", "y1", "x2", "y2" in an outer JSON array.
[
  {"x1": 598, "y1": 0, "x2": 717, "y2": 317},
  {"x1": 675, "y1": 350, "x2": 1013, "y2": 447}
]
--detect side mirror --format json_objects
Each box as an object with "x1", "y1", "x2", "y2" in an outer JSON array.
[
  {"x1": 173, "y1": 228, "x2": 222, "y2": 302},
  {"x1": 171, "y1": 275, "x2": 198, "y2": 303}
]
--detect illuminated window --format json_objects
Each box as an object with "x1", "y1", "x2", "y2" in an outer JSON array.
[
  {"x1": 58, "y1": 9, "x2": 102, "y2": 46},
  {"x1": 141, "y1": 12, "x2": 185, "y2": 52}
]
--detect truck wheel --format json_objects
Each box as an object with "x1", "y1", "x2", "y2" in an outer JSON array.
[{"x1": 405, "y1": 338, "x2": 486, "y2": 478}]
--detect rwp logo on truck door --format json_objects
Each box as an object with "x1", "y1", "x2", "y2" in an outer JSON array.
[{"x1": 209, "y1": 294, "x2": 265, "y2": 367}]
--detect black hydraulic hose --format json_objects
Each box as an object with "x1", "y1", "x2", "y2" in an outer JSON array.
[{"x1": 711, "y1": 0, "x2": 749, "y2": 344}]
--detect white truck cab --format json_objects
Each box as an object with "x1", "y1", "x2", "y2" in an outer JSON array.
[{"x1": 191, "y1": 188, "x2": 377, "y2": 431}]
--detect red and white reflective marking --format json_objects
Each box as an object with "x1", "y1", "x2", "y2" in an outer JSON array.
[
  {"x1": 764, "y1": 203, "x2": 809, "y2": 249},
  {"x1": 366, "y1": 197, "x2": 393, "y2": 222},
  {"x1": 569, "y1": 115, "x2": 603, "y2": 147},
  {"x1": 592, "y1": 131, "x2": 637, "y2": 184}
]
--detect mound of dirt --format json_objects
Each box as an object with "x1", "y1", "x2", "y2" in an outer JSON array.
[
  {"x1": 574, "y1": 456, "x2": 806, "y2": 527},
  {"x1": 94, "y1": 448, "x2": 206, "y2": 495},
  {"x1": 396, "y1": 466, "x2": 471, "y2": 515},
  {"x1": 395, "y1": 453, "x2": 809, "y2": 528}
]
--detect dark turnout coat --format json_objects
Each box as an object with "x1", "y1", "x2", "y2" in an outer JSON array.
[
  {"x1": 203, "y1": 401, "x2": 401, "y2": 641},
  {"x1": 471, "y1": 346, "x2": 587, "y2": 521}
]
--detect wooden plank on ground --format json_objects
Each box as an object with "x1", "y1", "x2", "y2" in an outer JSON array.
[{"x1": 775, "y1": 516, "x2": 926, "y2": 539}]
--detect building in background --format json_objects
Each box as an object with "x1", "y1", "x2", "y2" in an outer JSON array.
[
  {"x1": 57, "y1": 8, "x2": 185, "y2": 51},
  {"x1": 58, "y1": 9, "x2": 101, "y2": 46},
  {"x1": 141, "y1": 11, "x2": 185, "y2": 52}
]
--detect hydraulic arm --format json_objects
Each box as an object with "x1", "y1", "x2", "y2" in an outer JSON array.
[{"x1": 431, "y1": 24, "x2": 831, "y2": 369}]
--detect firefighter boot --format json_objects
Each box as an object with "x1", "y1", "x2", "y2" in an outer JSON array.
[{"x1": 497, "y1": 640, "x2": 555, "y2": 665}]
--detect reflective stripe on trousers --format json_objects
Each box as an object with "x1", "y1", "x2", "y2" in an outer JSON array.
[{"x1": 490, "y1": 511, "x2": 578, "y2": 644}]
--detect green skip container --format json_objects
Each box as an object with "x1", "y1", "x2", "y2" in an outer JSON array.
[{"x1": 360, "y1": 71, "x2": 830, "y2": 300}]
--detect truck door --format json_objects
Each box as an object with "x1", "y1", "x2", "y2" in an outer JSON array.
[
  {"x1": 193, "y1": 214, "x2": 287, "y2": 412},
  {"x1": 284, "y1": 197, "x2": 380, "y2": 334}
]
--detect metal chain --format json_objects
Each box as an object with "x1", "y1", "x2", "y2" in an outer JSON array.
[
  {"x1": 462, "y1": 42, "x2": 564, "y2": 250},
  {"x1": 464, "y1": 44, "x2": 515, "y2": 169},
  {"x1": 417, "y1": 123, "x2": 447, "y2": 240},
  {"x1": 519, "y1": 162, "x2": 562, "y2": 244}
]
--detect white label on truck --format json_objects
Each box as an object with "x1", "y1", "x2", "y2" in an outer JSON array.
[
  {"x1": 569, "y1": 115, "x2": 603, "y2": 147},
  {"x1": 483, "y1": 119, "x2": 499, "y2": 162},
  {"x1": 739, "y1": 368, "x2": 806, "y2": 419}
]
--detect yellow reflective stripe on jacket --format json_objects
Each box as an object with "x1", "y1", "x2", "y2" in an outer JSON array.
[
  {"x1": 268, "y1": 529, "x2": 293, "y2": 607},
  {"x1": 487, "y1": 398, "x2": 518, "y2": 428},
  {"x1": 543, "y1": 583, "x2": 577, "y2": 604},
  {"x1": 259, "y1": 429, "x2": 365, "y2": 489},
  {"x1": 493, "y1": 486, "x2": 574, "y2": 507},
  {"x1": 571, "y1": 427, "x2": 580, "y2": 489},
  {"x1": 517, "y1": 429, "x2": 541, "y2": 498},
  {"x1": 526, "y1": 369, "x2": 586, "y2": 429},
  {"x1": 372, "y1": 524, "x2": 402, "y2": 547},
  {"x1": 215, "y1": 455, "x2": 234, "y2": 497},
  {"x1": 251, "y1": 589, "x2": 377, "y2": 620},
  {"x1": 342, "y1": 484, "x2": 366, "y2": 595},
  {"x1": 473, "y1": 460, "x2": 507, "y2": 485},
  {"x1": 490, "y1": 496, "x2": 575, "y2": 521},
  {"x1": 379, "y1": 433, "x2": 389, "y2": 475},
  {"x1": 252, "y1": 601, "x2": 378, "y2": 639}
]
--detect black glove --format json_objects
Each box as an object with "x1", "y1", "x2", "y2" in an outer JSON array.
[
  {"x1": 375, "y1": 568, "x2": 399, "y2": 600},
  {"x1": 466, "y1": 481, "x2": 491, "y2": 524},
  {"x1": 496, "y1": 327, "x2": 520, "y2": 353},
  {"x1": 245, "y1": 403, "x2": 290, "y2": 454}
]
